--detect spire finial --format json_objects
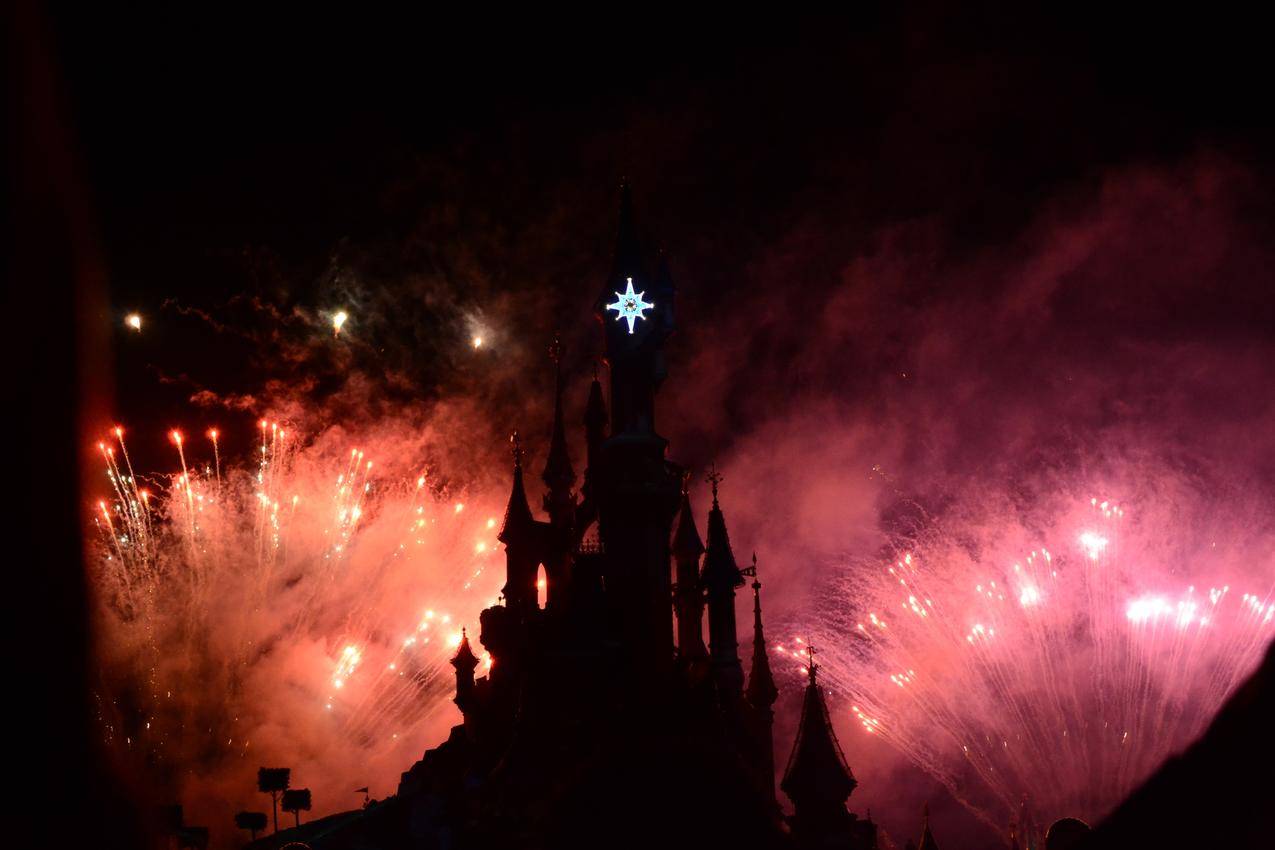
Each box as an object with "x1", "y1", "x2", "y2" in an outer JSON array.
[
  {"x1": 806, "y1": 641, "x2": 818, "y2": 682},
  {"x1": 681, "y1": 468, "x2": 692, "y2": 497},
  {"x1": 751, "y1": 552, "x2": 760, "y2": 591},
  {"x1": 705, "y1": 462, "x2": 722, "y2": 505},
  {"x1": 510, "y1": 430, "x2": 523, "y2": 468}
]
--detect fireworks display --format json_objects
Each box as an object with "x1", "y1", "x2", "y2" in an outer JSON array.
[
  {"x1": 90, "y1": 420, "x2": 504, "y2": 819},
  {"x1": 789, "y1": 493, "x2": 1274, "y2": 833}
]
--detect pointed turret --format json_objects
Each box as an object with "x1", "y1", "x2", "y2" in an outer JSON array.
[
  {"x1": 451, "y1": 627, "x2": 479, "y2": 712},
  {"x1": 746, "y1": 562, "x2": 778, "y2": 709},
  {"x1": 701, "y1": 466, "x2": 744, "y2": 702},
  {"x1": 498, "y1": 432, "x2": 542, "y2": 614},
  {"x1": 701, "y1": 468, "x2": 743, "y2": 589},
  {"x1": 542, "y1": 334, "x2": 575, "y2": 526},
  {"x1": 782, "y1": 645, "x2": 859, "y2": 842},
  {"x1": 497, "y1": 431, "x2": 536, "y2": 546},
  {"x1": 671, "y1": 477, "x2": 707, "y2": 663},
  {"x1": 672, "y1": 484, "x2": 705, "y2": 562},
  {"x1": 745, "y1": 555, "x2": 779, "y2": 810},
  {"x1": 583, "y1": 362, "x2": 607, "y2": 461},
  {"x1": 917, "y1": 804, "x2": 940, "y2": 850},
  {"x1": 451, "y1": 627, "x2": 479, "y2": 673}
]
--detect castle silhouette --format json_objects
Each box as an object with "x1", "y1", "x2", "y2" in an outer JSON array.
[{"x1": 247, "y1": 187, "x2": 878, "y2": 850}]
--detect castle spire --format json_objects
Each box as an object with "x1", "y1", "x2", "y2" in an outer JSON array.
[
  {"x1": 672, "y1": 474, "x2": 707, "y2": 662},
  {"x1": 497, "y1": 431, "x2": 535, "y2": 545},
  {"x1": 781, "y1": 642, "x2": 859, "y2": 838},
  {"x1": 746, "y1": 557, "x2": 778, "y2": 709},
  {"x1": 917, "y1": 803, "x2": 940, "y2": 850},
  {"x1": 451, "y1": 627, "x2": 479, "y2": 713},
  {"x1": 451, "y1": 627, "x2": 479, "y2": 672},
  {"x1": 498, "y1": 431, "x2": 542, "y2": 614},
  {"x1": 745, "y1": 554, "x2": 780, "y2": 811},
  {"x1": 583, "y1": 360, "x2": 608, "y2": 453},
  {"x1": 701, "y1": 464, "x2": 744, "y2": 701},
  {"x1": 541, "y1": 333, "x2": 575, "y2": 525}
]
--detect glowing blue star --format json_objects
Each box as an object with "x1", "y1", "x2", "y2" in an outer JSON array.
[{"x1": 606, "y1": 277, "x2": 654, "y2": 334}]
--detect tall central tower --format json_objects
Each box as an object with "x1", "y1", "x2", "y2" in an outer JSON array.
[{"x1": 591, "y1": 184, "x2": 682, "y2": 674}]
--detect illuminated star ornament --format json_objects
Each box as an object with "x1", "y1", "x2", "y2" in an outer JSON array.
[{"x1": 606, "y1": 277, "x2": 654, "y2": 334}]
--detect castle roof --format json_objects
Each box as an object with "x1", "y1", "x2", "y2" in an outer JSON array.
[
  {"x1": 701, "y1": 480, "x2": 743, "y2": 589},
  {"x1": 781, "y1": 656, "x2": 857, "y2": 805},
  {"x1": 583, "y1": 373, "x2": 607, "y2": 432},
  {"x1": 451, "y1": 628, "x2": 479, "y2": 671},
  {"x1": 746, "y1": 572, "x2": 779, "y2": 708},
  {"x1": 672, "y1": 489, "x2": 705, "y2": 560},
  {"x1": 497, "y1": 434, "x2": 537, "y2": 545},
  {"x1": 917, "y1": 804, "x2": 940, "y2": 850}
]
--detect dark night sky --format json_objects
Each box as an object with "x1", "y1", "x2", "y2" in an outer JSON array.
[
  {"x1": 33, "y1": 6, "x2": 1275, "y2": 848},
  {"x1": 55, "y1": 8, "x2": 1275, "y2": 475}
]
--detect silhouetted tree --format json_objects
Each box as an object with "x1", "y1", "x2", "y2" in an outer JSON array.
[
  {"x1": 281, "y1": 788, "x2": 312, "y2": 829},
  {"x1": 235, "y1": 811, "x2": 268, "y2": 841},
  {"x1": 257, "y1": 767, "x2": 290, "y2": 833}
]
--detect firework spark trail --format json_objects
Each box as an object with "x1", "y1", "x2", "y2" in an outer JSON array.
[
  {"x1": 791, "y1": 498, "x2": 1274, "y2": 831},
  {"x1": 89, "y1": 421, "x2": 505, "y2": 805}
]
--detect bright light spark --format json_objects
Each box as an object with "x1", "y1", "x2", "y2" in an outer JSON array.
[
  {"x1": 125, "y1": 313, "x2": 142, "y2": 331},
  {"x1": 333, "y1": 311, "x2": 349, "y2": 336},
  {"x1": 1078, "y1": 530, "x2": 1109, "y2": 560}
]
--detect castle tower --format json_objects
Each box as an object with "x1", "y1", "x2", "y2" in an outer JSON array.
[
  {"x1": 782, "y1": 646, "x2": 876, "y2": 849},
  {"x1": 497, "y1": 431, "x2": 543, "y2": 617},
  {"x1": 701, "y1": 467, "x2": 745, "y2": 702},
  {"x1": 451, "y1": 627, "x2": 479, "y2": 714},
  {"x1": 594, "y1": 182, "x2": 671, "y2": 440},
  {"x1": 671, "y1": 479, "x2": 707, "y2": 663},
  {"x1": 745, "y1": 557, "x2": 779, "y2": 808},
  {"x1": 590, "y1": 184, "x2": 680, "y2": 673}
]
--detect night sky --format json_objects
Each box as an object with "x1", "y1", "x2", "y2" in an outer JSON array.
[
  {"x1": 30, "y1": 6, "x2": 1275, "y2": 848},
  {"x1": 57, "y1": 7, "x2": 1275, "y2": 465}
]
